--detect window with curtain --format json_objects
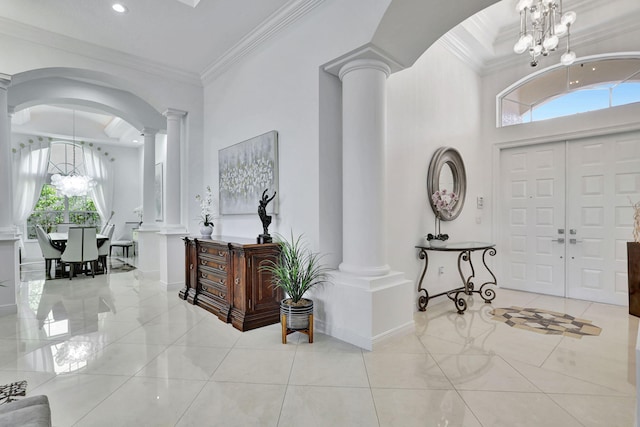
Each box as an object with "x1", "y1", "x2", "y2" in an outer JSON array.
[
  {"x1": 26, "y1": 142, "x2": 100, "y2": 239},
  {"x1": 499, "y1": 57, "x2": 640, "y2": 127}
]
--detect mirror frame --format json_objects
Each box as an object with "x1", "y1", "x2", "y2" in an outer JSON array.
[{"x1": 427, "y1": 146, "x2": 467, "y2": 221}]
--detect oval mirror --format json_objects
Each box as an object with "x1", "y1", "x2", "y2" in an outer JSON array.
[{"x1": 427, "y1": 147, "x2": 466, "y2": 221}]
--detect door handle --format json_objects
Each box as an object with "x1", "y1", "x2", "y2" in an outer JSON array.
[
  {"x1": 569, "y1": 238, "x2": 583, "y2": 244},
  {"x1": 551, "y1": 238, "x2": 565, "y2": 243}
]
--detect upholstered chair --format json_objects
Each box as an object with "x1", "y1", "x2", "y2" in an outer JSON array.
[
  {"x1": 61, "y1": 227, "x2": 84, "y2": 279},
  {"x1": 35, "y1": 225, "x2": 62, "y2": 278},
  {"x1": 98, "y1": 224, "x2": 115, "y2": 273},
  {"x1": 82, "y1": 227, "x2": 99, "y2": 278}
]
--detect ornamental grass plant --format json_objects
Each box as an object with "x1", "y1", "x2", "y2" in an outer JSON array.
[{"x1": 261, "y1": 232, "x2": 330, "y2": 304}]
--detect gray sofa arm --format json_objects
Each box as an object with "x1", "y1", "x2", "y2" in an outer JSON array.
[{"x1": 0, "y1": 395, "x2": 52, "y2": 427}]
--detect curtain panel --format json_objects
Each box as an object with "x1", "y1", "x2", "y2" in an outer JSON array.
[
  {"x1": 12, "y1": 138, "x2": 51, "y2": 226},
  {"x1": 83, "y1": 146, "x2": 113, "y2": 223}
]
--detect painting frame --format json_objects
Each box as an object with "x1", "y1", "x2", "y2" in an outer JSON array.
[
  {"x1": 155, "y1": 162, "x2": 163, "y2": 222},
  {"x1": 219, "y1": 131, "x2": 279, "y2": 215}
]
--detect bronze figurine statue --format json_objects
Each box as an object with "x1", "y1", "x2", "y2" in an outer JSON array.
[{"x1": 258, "y1": 189, "x2": 276, "y2": 243}]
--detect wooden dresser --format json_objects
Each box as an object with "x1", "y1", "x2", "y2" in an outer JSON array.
[{"x1": 179, "y1": 236, "x2": 282, "y2": 331}]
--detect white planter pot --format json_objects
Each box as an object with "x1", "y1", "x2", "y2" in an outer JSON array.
[{"x1": 200, "y1": 225, "x2": 213, "y2": 237}]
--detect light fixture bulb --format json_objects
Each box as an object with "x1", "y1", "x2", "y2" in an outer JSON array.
[
  {"x1": 554, "y1": 24, "x2": 568, "y2": 36},
  {"x1": 543, "y1": 35, "x2": 559, "y2": 50},
  {"x1": 561, "y1": 11, "x2": 576, "y2": 26},
  {"x1": 560, "y1": 50, "x2": 576, "y2": 66},
  {"x1": 112, "y1": 3, "x2": 128, "y2": 13},
  {"x1": 533, "y1": 44, "x2": 543, "y2": 55},
  {"x1": 514, "y1": 40, "x2": 528, "y2": 54}
]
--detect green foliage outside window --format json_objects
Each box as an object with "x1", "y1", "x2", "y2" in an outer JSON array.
[{"x1": 27, "y1": 184, "x2": 100, "y2": 239}]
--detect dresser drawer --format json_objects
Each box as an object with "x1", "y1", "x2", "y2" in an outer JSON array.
[
  {"x1": 197, "y1": 257, "x2": 228, "y2": 275},
  {"x1": 199, "y1": 267, "x2": 227, "y2": 285},
  {"x1": 198, "y1": 244, "x2": 228, "y2": 262},
  {"x1": 199, "y1": 278, "x2": 227, "y2": 299}
]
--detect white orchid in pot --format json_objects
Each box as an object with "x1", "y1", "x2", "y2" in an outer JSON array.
[
  {"x1": 195, "y1": 186, "x2": 214, "y2": 237},
  {"x1": 427, "y1": 188, "x2": 458, "y2": 247},
  {"x1": 260, "y1": 232, "x2": 330, "y2": 343}
]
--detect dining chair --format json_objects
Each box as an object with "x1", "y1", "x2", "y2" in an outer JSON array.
[
  {"x1": 35, "y1": 225, "x2": 62, "y2": 278},
  {"x1": 61, "y1": 227, "x2": 84, "y2": 280},
  {"x1": 98, "y1": 224, "x2": 115, "y2": 273},
  {"x1": 82, "y1": 227, "x2": 99, "y2": 278}
]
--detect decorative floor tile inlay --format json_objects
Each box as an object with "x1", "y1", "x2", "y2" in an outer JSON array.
[{"x1": 491, "y1": 306, "x2": 602, "y2": 338}]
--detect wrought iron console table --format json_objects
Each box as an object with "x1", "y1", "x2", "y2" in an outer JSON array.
[{"x1": 415, "y1": 241, "x2": 497, "y2": 314}]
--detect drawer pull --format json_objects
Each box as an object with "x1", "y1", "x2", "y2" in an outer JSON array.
[
  {"x1": 190, "y1": 263, "x2": 193, "y2": 270},
  {"x1": 234, "y1": 278, "x2": 240, "y2": 285},
  {"x1": 201, "y1": 272, "x2": 207, "y2": 279},
  {"x1": 220, "y1": 265, "x2": 227, "y2": 271},
  {"x1": 218, "y1": 251, "x2": 226, "y2": 257},
  {"x1": 200, "y1": 247, "x2": 207, "y2": 253},
  {"x1": 201, "y1": 259, "x2": 207, "y2": 265}
]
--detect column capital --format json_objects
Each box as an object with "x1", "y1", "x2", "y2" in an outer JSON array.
[
  {"x1": 324, "y1": 44, "x2": 403, "y2": 79},
  {"x1": 163, "y1": 108, "x2": 187, "y2": 119},
  {"x1": 142, "y1": 127, "x2": 158, "y2": 136},
  {"x1": 338, "y1": 59, "x2": 391, "y2": 81}
]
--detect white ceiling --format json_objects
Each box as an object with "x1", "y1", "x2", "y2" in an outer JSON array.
[
  {"x1": 0, "y1": 0, "x2": 290, "y2": 76},
  {"x1": 4, "y1": 0, "x2": 640, "y2": 145}
]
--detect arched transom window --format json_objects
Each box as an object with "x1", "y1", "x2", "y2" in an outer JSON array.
[{"x1": 499, "y1": 56, "x2": 640, "y2": 127}]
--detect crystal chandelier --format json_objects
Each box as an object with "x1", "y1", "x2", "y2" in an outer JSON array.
[
  {"x1": 51, "y1": 110, "x2": 96, "y2": 197},
  {"x1": 513, "y1": 0, "x2": 577, "y2": 67}
]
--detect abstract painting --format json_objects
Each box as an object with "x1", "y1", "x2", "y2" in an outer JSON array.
[{"x1": 219, "y1": 131, "x2": 279, "y2": 215}]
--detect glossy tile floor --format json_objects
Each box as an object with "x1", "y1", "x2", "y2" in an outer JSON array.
[{"x1": 0, "y1": 259, "x2": 637, "y2": 426}]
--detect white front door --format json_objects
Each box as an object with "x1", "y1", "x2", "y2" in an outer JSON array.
[
  {"x1": 499, "y1": 131, "x2": 640, "y2": 304},
  {"x1": 499, "y1": 142, "x2": 566, "y2": 297}
]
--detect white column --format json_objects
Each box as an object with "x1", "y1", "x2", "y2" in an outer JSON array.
[
  {"x1": 163, "y1": 109, "x2": 186, "y2": 228},
  {"x1": 338, "y1": 59, "x2": 391, "y2": 277},
  {"x1": 311, "y1": 56, "x2": 413, "y2": 351},
  {"x1": 141, "y1": 128, "x2": 157, "y2": 228},
  {"x1": 0, "y1": 74, "x2": 13, "y2": 236},
  {"x1": 0, "y1": 73, "x2": 18, "y2": 315}
]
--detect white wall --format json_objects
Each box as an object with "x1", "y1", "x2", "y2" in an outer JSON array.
[
  {"x1": 202, "y1": 0, "x2": 391, "y2": 250},
  {"x1": 386, "y1": 41, "x2": 492, "y2": 299}
]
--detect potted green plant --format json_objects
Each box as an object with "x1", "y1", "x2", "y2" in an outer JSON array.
[{"x1": 260, "y1": 232, "x2": 330, "y2": 343}]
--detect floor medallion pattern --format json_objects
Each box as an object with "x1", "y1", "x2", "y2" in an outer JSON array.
[{"x1": 491, "y1": 306, "x2": 602, "y2": 338}]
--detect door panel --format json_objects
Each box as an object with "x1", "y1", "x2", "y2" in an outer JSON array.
[
  {"x1": 499, "y1": 142, "x2": 566, "y2": 296},
  {"x1": 566, "y1": 133, "x2": 640, "y2": 304}
]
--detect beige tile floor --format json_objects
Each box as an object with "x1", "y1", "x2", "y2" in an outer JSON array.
[{"x1": 0, "y1": 259, "x2": 637, "y2": 426}]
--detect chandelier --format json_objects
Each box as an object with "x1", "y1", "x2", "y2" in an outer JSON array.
[
  {"x1": 513, "y1": 0, "x2": 577, "y2": 67},
  {"x1": 51, "y1": 110, "x2": 96, "y2": 197}
]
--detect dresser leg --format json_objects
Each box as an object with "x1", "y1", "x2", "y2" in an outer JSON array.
[{"x1": 308, "y1": 314, "x2": 313, "y2": 343}]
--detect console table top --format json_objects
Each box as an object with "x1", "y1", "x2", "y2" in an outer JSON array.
[{"x1": 415, "y1": 241, "x2": 495, "y2": 251}]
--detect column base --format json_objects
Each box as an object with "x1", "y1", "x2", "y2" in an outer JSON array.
[
  {"x1": 158, "y1": 230, "x2": 188, "y2": 289},
  {"x1": 136, "y1": 228, "x2": 160, "y2": 277},
  {"x1": 0, "y1": 237, "x2": 19, "y2": 315},
  {"x1": 311, "y1": 270, "x2": 414, "y2": 351}
]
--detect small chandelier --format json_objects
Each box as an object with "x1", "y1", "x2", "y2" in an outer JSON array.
[
  {"x1": 513, "y1": 0, "x2": 577, "y2": 67},
  {"x1": 51, "y1": 110, "x2": 96, "y2": 197}
]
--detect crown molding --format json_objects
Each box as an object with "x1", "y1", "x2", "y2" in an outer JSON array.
[
  {"x1": 0, "y1": 17, "x2": 202, "y2": 88},
  {"x1": 439, "y1": 32, "x2": 485, "y2": 75},
  {"x1": 201, "y1": 0, "x2": 325, "y2": 85}
]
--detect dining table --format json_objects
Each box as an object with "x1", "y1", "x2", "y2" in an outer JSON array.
[{"x1": 48, "y1": 232, "x2": 109, "y2": 252}]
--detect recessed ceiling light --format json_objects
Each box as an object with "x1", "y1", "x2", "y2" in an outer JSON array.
[{"x1": 112, "y1": 3, "x2": 128, "y2": 13}]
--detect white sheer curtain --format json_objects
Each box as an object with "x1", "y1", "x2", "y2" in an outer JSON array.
[
  {"x1": 83, "y1": 146, "x2": 113, "y2": 223},
  {"x1": 12, "y1": 139, "x2": 51, "y2": 226}
]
